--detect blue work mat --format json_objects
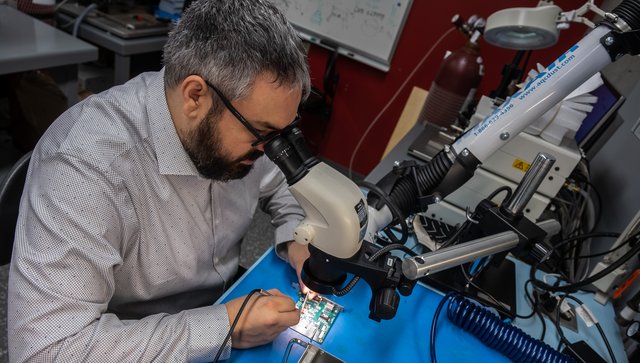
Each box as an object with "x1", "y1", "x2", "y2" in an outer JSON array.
[{"x1": 217, "y1": 248, "x2": 510, "y2": 363}]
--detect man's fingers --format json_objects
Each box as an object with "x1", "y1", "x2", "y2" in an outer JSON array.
[
  {"x1": 227, "y1": 290, "x2": 306, "y2": 349},
  {"x1": 269, "y1": 295, "x2": 298, "y2": 313},
  {"x1": 277, "y1": 309, "x2": 301, "y2": 327},
  {"x1": 259, "y1": 289, "x2": 299, "y2": 312},
  {"x1": 266, "y1": 288, "x2": 285, "y2": 297}
]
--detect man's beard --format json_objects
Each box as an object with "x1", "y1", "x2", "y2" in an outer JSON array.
[{"x1": 180, "y1": 110, "x2": 264, "y2": 181}]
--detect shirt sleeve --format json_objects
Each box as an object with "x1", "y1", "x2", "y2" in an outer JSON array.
[
  {"x1": 7, "y1": 153, "x2": 232, "y2": 362},
  {"x1": 256, "y1": 159, "x2": 305, "y2": 262}
]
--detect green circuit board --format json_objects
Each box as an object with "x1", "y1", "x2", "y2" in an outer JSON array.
[{"x1": 291, "y1": 292, "x2": 343, "y2": 343}]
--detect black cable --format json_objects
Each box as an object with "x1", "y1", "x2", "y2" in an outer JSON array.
[
  {"x1": 560, "y1": 232, "x2": 639, "y2": 260},
  {"x1": 558, "y1": 294, "x2": 617, "y2": 363},
  {"x1": 430, "y1": 292, "x2": 455, "y2": 363},
  {"x1": 552, "y1": 232, "x2": 620, "y2": 253},
  {"x1": 519, "y1": 280, "x2": 538, "y2": 320},
  {"x1": 584, "y1": 181, "x2": 603, "y2": 233},
  {"x1": 537, "y1": 310, "x2": 547, "y2": 342},
  {"x1": 531, "y1": 238, "x2": 640, "y2": 293},
  {"x1": 519, "y1": 281, "x2": 549, "y2": 340},
  {"x1": 439, "y1": 220, "x2": 470, "y2": 249},
  {"x1": 331, "y1": 243, "x2": 417, "y2": 296},
  {"x1": 212, "y1": 289, "x2": 263, "y2": 363},
  {"x1": 370, "y1": 242, "x2": 418, "y2": 260},
  {"x1": 551, "y1": 231, "x2": 630, "y2": 280},
  {"x1": 554, "y1": 297, "x2": 579, "y2": 356},
  {"x1": 358, "y1": 181, "x2": 409, "y2": 244},
  {"x1": 486, "y1": 185, "x2": 513, "y2": 204},
  {"x1": 331, "y1": 275, "x2": 360, "y2": 296},
  {"x1": 519, "y1": 50, "x2": 533, "y2": 83}
]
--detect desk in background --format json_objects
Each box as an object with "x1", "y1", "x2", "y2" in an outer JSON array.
[
  {"x1": 56, "y1": 3, "x2": 168, "y2": 85},
  {"x1": 0, "y1": 5, "x2": 98, "y2": 104},
  {"x1": 218, "y1": 247, "x2": 626, "y2": 362}
]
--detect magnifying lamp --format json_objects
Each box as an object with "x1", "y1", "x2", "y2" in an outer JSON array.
[
  {"x1": 484, "y1": 4, "x2": 562, "y2": 50},
  {"x1": 484, "y1": 0, "x2": 617, "y2": 50}
]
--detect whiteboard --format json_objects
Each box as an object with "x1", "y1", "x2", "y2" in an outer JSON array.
[{"x1": 272, "y1": 0, "x2": 414, "y2": 72}]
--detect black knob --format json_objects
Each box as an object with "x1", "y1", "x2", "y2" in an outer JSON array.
[
  {"x1": 371, "y1": 288, "x2": 399, "y2": 320},
  {"x1": 398, "y1": 279, "x2": 416, "y2": 296}
]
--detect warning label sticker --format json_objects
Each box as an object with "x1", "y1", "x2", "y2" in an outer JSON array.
[{"x1": 512, "y1": 159, "x2": 530, "y2": 172}]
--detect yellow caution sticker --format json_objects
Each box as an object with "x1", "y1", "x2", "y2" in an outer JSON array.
[{"x1": 512, "y1": 159, "x2": 530, "y2": 172}]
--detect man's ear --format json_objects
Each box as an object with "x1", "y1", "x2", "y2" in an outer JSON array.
[{"x1": 180, "y1": 75, "x2": 212, "y2": 123}]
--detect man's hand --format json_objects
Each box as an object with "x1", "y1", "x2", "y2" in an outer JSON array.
[
  {"x1": 224, "y1": 289, "x2": 299, "y2": 348},
  {"x1": 286, "y1": 241, "x2": 312, "y2": 294}
]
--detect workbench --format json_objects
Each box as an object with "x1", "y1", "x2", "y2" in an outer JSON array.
[{"x1": 218, "y1": 246, "x2": 626, "y2": 362}]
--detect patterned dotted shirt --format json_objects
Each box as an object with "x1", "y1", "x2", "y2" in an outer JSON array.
[{"x1": 7, "y1": 69, "x2": 304, "y2": 362}]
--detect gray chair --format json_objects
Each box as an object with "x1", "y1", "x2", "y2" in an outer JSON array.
[{"x1": 0, "y1": 151, "x2": 31, "y2": 265}]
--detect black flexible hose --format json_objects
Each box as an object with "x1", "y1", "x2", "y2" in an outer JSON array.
[
  {"x1": 612, "y1": 0, "x2": 640, "y2": 30},
  {"x1": 359, "y1": 180, "x2": 410, "y2": 244},
  {"x1": 387, "y1": 151, "x2": 453, "y2": 217}
]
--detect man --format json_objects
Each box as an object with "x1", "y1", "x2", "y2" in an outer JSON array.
[{"x1": 7, "y1": 0, "x2": 313, "y2": 361}]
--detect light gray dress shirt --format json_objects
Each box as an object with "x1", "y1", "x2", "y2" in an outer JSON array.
[{"x1": 7, "y1": 69, "x2": 304, "y2": 362}]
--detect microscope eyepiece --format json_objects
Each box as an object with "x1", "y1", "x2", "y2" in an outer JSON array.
[
  {"x1": 284, "y1": 127, "x2": 320, "y2": 169},
  {"x1": 263, "y1": 136, "x2": 308, "y2": 185}
]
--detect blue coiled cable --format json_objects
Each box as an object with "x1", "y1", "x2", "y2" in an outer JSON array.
[{"x1": 430, "y1": 293, "x2": 575, "y2": 363}]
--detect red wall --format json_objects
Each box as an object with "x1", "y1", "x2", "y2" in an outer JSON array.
[{"x1": 308, "y1": 0, "x2": 600, "y2": 176}]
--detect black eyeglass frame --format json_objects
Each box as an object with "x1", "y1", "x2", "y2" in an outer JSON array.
[{"x1": 204, "y1": 80, "x2": 301, "y2": 147}]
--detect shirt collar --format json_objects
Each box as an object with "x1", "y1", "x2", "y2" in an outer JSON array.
[{"x1": 147, "y1": 68, "x2": 201, "y2": 176}]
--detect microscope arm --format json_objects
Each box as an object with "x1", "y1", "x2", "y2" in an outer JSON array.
[
  {"x1": 403, "y1": 149, "x2": 559, "y2": 277},
  {"x1": 402, "y1": 219, "x2": 560, "y2": 280}
]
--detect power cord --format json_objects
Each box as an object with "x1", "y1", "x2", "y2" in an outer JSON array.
[
  {"x1": 526, "y1": 281, "x2": 548, "y2": 341},
  {"x1": 531, "y1": 232, "x2": 640, "y2": 293},
  {"x1": 212, "y1": 288, "x2": 269, "y2": 363},
  {"x1": 559, "y1": 231, "x2": 639, "y2": 260},
  {"x1": 555, "y1": 294, "x2": 616, "y2": 363}
]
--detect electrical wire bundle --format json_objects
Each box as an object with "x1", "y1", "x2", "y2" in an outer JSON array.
[
  {"x1": 424, "y1": 177, "x2": 637, "y2": 362},
  {"x1": 523, "y1": 228, "x2": 640, "y2": 363},
  {"x1": 527, "y1": 158, "x2": 640, "y2": 361},
  {"x1": 545, "y1": 159, "x2": 603, "y2": 282}
]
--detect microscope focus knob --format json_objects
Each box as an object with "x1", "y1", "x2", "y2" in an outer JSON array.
[
  {"x1": 294, "y1": 224, "x2": 315, "y2": 244},
  {"x1": 371, "y1": 287, "x2": 399, "y2": 321}
]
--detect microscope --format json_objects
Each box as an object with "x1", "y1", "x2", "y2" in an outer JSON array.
[{"x1": 264, "y1": 0, "x2": 640, "y2": 322}]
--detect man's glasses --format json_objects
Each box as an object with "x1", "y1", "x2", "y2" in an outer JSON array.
[{"x1": 205, "y1": 80, "x2": 301, "y2": 147}]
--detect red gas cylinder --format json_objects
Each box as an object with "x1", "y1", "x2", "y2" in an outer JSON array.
[{"x1": 418, "y1": 37, "x2": 484, "y2": 128}]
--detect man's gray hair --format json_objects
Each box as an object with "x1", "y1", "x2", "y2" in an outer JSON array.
[{"x1": 163, "y1": 0, "x2": 310, "y2": 101}]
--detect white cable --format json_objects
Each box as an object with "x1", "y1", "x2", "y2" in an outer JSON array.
[
  {"x1": 55, "y1": 0, "x2": 70, "y2": 11},
  {"x1": 72, "y1": 3, "x2": 98, "y2": 38},
  {"x1": 542, "y1": 272, "x2": 564, "y2": 285},
  {"x1": 347, "y1": 27, "x2": 457, "y2": 179}
]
